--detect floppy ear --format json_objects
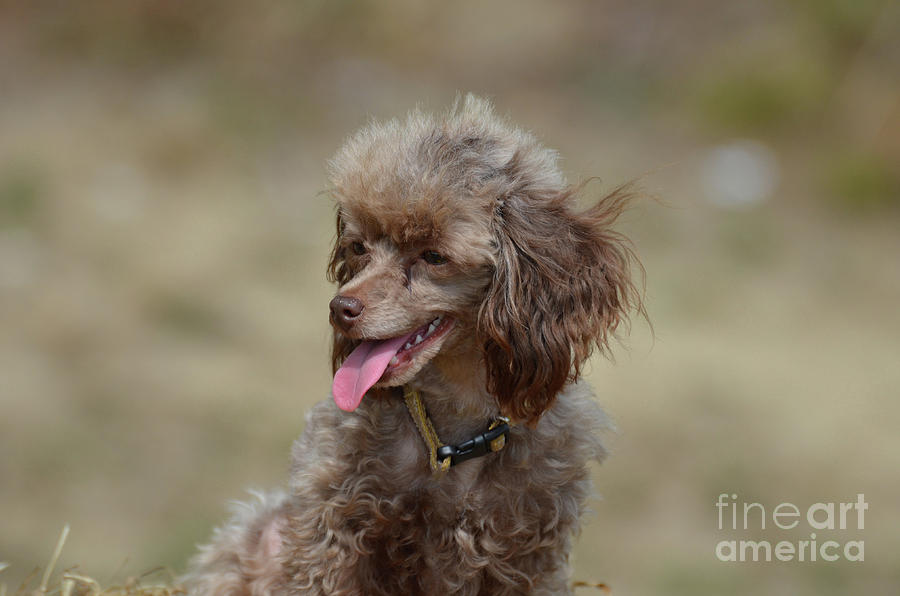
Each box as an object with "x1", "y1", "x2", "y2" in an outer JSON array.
[
  {"x1": 477, "y1": 183, "x2": 643, "y2": 425},
  {"x1": 326, "y1": 211, "x2": 356, "y2": 374}
]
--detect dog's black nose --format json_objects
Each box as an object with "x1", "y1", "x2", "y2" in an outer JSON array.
[{"x1": 330, "y1": 295, "x2": 364, "y2": 330}]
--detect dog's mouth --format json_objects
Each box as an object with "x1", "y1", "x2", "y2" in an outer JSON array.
[{"x1": 332, "y1": 315, "x2": 455, "y2": 412}]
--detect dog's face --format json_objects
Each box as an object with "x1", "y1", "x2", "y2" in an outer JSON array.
[
  {"x1": 329, "y1": 195, "x2": 495, "y2": 396},
  {"x1": 325, "y1": 96, "x2": 641, "y2": 423}
]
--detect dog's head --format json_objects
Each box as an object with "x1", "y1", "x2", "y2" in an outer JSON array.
[{"x1": 326, "y1": 95, "x2": 641, "y2": 424}]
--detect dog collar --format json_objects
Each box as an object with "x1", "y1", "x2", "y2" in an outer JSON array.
[{"x1": 402, "y1": 386, "x2": 511, "y2": 475}]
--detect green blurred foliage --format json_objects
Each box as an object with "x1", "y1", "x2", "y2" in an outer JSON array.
[
  {"x1": 654, "y1": 562, "x2": 746, "y2": 596},
  {"x1": 691, "y1": 52, "x2": 832, "y2": 133},
  {"x1": 0, "y1": 165, "x2": 43, "y2": 228},
  {"x1": 825, "y1": 151, "x2": 900, "y2": 211},
  {"x1": 148, "y1": 294, "x2": 230, "y2": 341},
  {"x1": 793, "y1": 0, "x2": 892, "y2": 52}
]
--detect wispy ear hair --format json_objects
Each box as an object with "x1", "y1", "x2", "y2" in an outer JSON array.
[{"x1": 478, "y1": 181, "x2": 644, "y2": 425}]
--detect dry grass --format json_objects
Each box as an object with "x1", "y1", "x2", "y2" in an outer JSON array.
[
  {"x1": 2, "y1": 529, "x2": 618, "y2": 595},
  {"x1": 0, "y1": 527, "x2": 185, "y2": 596}
]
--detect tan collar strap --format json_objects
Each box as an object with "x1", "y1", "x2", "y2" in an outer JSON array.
[{"x1": 402, "y1": 386, "x2": 511, "y2": 475}]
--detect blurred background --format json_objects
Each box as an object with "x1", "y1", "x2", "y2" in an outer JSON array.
[{"x1": 1, "y1": 1, "x2": 898, "y2": 594}]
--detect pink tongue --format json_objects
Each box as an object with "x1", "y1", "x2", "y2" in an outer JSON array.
[{"x1": 332, "y1": 333, "x2": 413, "y2": 411}]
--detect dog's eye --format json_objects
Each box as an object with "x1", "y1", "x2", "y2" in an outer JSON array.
[
  {"x1": 422, "y1": 250, "x2": 447, "y2": 265},
  {"x1": 350, "y1": 241, "x2": 366, "y2": 256}
]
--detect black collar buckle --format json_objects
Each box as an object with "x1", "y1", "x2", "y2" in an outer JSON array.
[{"x1": 436, "y1": 418, "x2": 511, "y2": 467}]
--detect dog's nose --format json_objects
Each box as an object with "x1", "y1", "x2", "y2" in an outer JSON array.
[{"x1": 329, "y1": 295, "x2": 364, "y2": 330}]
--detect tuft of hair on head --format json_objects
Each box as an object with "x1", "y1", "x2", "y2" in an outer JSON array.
[{"x1": 478, "y1": 180, "x2": 645, "y2": 426}]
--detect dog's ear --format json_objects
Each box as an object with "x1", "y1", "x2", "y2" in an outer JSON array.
[
  {"x1": 327, "y1": 210, "x2": 350, "y2": 286},
  {"x1": 478, "y1": 182, "x2": 643, "y2": 425},
  {"x1": 327, "y1": 211, "x2": 355, "y2": 374}
]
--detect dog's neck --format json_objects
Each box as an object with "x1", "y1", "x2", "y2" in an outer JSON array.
[{"x1": 407, "y1": 351, "x2": 500, "y2": 447}]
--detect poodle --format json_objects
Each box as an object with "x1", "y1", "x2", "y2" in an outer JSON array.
[{"x1": 184, "y1": 95, "x2": 643, "y2": 595}]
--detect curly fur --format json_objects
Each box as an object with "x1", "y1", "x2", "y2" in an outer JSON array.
[{"x1": 184, "y1": 95, "x2": 643, "y2": 595}]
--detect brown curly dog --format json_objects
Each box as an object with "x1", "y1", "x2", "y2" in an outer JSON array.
[{"x1": 184, "y1": 95, "x2": 643, "y2": 595}]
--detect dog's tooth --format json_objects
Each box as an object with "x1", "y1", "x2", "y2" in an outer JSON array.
[
  {"x1": 414, "y1": 334, "x2": 424, "y2": 345},
  {"x1": 427, "y1": 322, "x2": 437, "y2": 335},
  {"x1": 389, "y1": 356, "x2": 399, "y2": 366},
  {"x1": 404, "y1": 342, "x2": 413, "y2": 350}
]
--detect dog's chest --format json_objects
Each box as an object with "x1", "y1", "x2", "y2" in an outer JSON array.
[
  {"x1": 305, "y1": 404, "x2": 577, "y2": 592},
  {"x1": 343, "y1": 476, "x2": 533, "y2": 593}
]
